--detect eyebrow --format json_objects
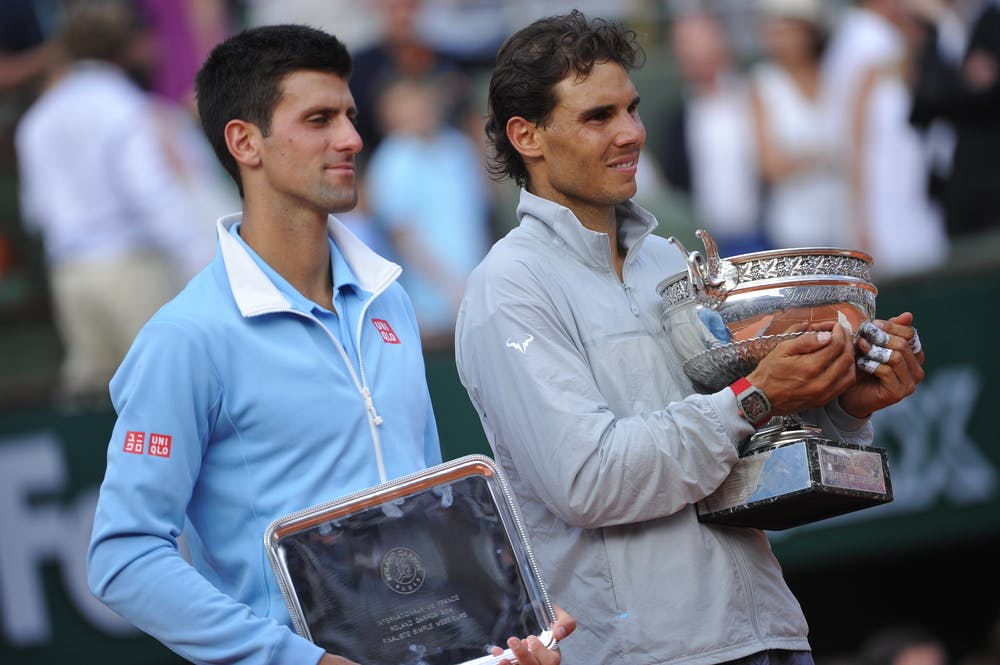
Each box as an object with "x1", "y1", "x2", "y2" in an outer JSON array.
[{"x1": 579, "y1": 95, "x2": 641, "y2": 120}]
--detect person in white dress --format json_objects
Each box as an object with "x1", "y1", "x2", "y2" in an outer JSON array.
[
  {"x1": 750, "y1": 0, "x2": 847, "y2": 249},
  {"x1": 822, "y1": 0, "x2": 949, "y2": 279}
]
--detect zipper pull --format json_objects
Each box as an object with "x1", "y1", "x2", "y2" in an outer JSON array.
[
  {"x1": 623, "y1": 283, "x2": 640, "y2": 316},
  {"x1": 362, "y1": 386, "x2": 383, "y2": 425}
]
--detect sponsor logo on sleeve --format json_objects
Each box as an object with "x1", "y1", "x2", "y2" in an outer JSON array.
[
  {"x1": 123, "y1": 431, "x2": 145, "y2": 454},
  {"x1": 148, "y1": 433, "x2": 172, "y2": 458},
  {"x1": 371, "y1": 318, "x2": 401, "y2": 344},
  {"x1": 122, "y1": 431, "x2": 172, "y2": 457}
]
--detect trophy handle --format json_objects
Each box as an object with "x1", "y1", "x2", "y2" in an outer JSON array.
[
  {"x1": 695, "y1": 229, "x2": 726, "y2": 285},
  {"x1": 667, "y1": 232, "x2": 729, "y2": 308},
  {"x1": 667, "y1": 235, "x2": 706, "y2": 294}
]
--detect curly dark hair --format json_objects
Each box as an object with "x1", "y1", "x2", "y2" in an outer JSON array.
[
  {"x1": 194, "y1": 24, "x2": 353, "y2": 196},
  {"x1": 485, "y1": 10, "x2": 645, "y2": 188}
]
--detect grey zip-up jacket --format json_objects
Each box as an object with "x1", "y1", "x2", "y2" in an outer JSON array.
[{"x1": 455, "y1": 190, "x2": 872, "y2": 665}]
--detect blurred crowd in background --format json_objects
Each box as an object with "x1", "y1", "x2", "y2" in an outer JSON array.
[
  {"x1": 0, "y1": 0, "x2": 998, "y2": 662},
  {"x1": 1, "y1": 0, "x2": 999, "y2": 396}
]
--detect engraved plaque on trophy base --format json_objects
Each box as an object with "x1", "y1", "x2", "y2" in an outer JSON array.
[
  {"x1": 265, "y1": 455, "x2": 557, "y2": 665},
  {"x1": 696, "y1": 438, "x2": 893, "y2": 531}
]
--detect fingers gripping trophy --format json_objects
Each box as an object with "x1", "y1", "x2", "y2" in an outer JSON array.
[{"x1": 657, "y1": 229, "x2": 911, "y2": 530}]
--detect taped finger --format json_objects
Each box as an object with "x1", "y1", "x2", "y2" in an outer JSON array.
[
  {"x1": 865, "y1": 345, "x2": 893, "y2": 364},
  {"x1": 857, "y1": 357, "x2": 881, "y2": 375},
  {"x1": 859, "y1": 320, "x2": 890, "y2": 347},
  {"x1": 908, "y1": 328, "x2": 922, "y2": 355}
]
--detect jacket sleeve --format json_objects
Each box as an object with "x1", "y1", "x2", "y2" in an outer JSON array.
[
  {"x1": 815, "y1": 399, "x2": 874, "y2": 446},
  {"x1": 86, "y1": 321, "x2": 323, "y2": 665},
  {"x1": 455, "y1": 259, "x2": 748, "y2": 530}
]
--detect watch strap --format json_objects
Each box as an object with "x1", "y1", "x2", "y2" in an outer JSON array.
[{"x1": 730, "y1": 376, "x2": 753, "y2": 396}]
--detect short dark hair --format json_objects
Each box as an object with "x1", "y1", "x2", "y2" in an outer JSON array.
[
  {"x1": 485, "y1": 10, "x2": 645, "y2": 188},
  {"x1": 194, "y1": 24, "x2": 353, "y2": 195}
]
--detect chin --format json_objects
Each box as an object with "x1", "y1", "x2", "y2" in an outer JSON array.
[
  {"x1": 609, "y1": 186, "x2": 637, "y2": 206},
  {"x1": 328, "y1": 196, "x2": 359, "y2": 214}
]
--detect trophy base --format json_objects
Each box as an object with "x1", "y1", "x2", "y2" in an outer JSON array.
[{"x1": 696, "y1": 437, "x2": 892, "y2": 531}]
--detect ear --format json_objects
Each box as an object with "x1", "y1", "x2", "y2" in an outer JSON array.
[
  {"x1": 506, "y1": 116, "x2": 543, "y2": 159},
  {"x1": 224, "y1": 119, "x2": 262, "y2": 168}
]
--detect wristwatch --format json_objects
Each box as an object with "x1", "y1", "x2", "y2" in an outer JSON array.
[{"x1": 729, "y1": 377, "x2": 772, "y2": 428}]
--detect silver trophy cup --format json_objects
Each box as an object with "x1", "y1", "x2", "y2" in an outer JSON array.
[{"x1": 657, "y1": 230, "x2": 892, "y2": 530}]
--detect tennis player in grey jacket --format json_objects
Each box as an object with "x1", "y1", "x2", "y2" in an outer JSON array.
[{"x1": 455, "y1": 11, "x2": 925, "y2": 665}]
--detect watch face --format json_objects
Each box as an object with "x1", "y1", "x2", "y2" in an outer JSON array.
[{"x1": 740, "y1": 389, "x2": 771, "y2": 423}]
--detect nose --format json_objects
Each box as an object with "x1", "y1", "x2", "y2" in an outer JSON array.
[
  {"x1": 336, "y1": 119, "x2": 364, "y2": 154},
  {"x1": 616, "y1": 111, "x2": 645, "y2": 147}
]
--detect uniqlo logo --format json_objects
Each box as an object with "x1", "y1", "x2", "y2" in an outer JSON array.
[
  {"x1": 123, "y1": 431, "x2": 145, "y2": 454},
  {"x1": 371, "y1": 318, "x2": 401, "y2": 344},
  {"x1": 148, "y1": 433, "x2": 172, "y2": 458}
]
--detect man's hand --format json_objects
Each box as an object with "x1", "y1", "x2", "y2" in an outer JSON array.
[
  {"x1": 491, "y1": 605, "x2": 576, "y2": 665},
  {"x1": 319, "y1": 654, "x2": 359, "y2": 665},
  {"x1": 840, "y1": 311, "x2": 925, "y2": 418},
  {"x1": 747, "y1": 323, "x2": 857, "y2": 416}
]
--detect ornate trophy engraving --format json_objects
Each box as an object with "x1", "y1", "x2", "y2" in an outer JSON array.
[
  {"x1": 265, "y1": 455, "x2": 557, "y2": 665},
  {"x1": 657, "y1": 230, "x2": 892, "y2": 530}
]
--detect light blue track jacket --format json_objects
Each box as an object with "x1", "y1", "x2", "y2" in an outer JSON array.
[
  {"x1": 88, "y1": 214, "x2": 442, "y2": 665},
  {"x1": 455, "y1": 190, "x2": 873, "y2": 665}
]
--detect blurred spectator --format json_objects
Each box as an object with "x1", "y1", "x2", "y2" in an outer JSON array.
[
  {"x1": 365, "y1": 75, "x2": 491, "y2": 350},
  {"x1": 750, "y1": 0, "x2": 848, "y2": 249},
  {"x1": 905, "y1": 0, "x2": 964, "y2": 221},
  {"x1": 415, "y1": 0, "x2": 646, "y2": 68},
  {"x1": 516, "y1": 0, "x2": 645, "y2": 24},
  {"x1": 1, "y1": 0, "x2": 57, "y2": 163},
  {"x1": 660, "y1": 8, "x2": 767, "y2": 256},
  {"x1": 909, "y1": 0, "x2": 1000, "y2": 239},
  {"x1": 14, "y1": 0, "x2": 224, "y2": 405},
  {"x1": 348, "y1": 0, "x2": 471, "y2": 156},
  {"x1": 859, "y1": 623, "x2": 949, "y2": 665},
  {"x1": 240, "y1": 0, "x2": 382, "y2": 51},
  {"x1": 823, "y1": 0, "x2": 948, "y2": 279},
  {"x1": 0, "y1": 0, "x2": 55, "y2": 94},
  {"x1": 1, "y1": 0, "x2": 56, "y2": 289},
  {"x1": 821, "y1": 1, "x2": 903, "y2": 138},
  {"x1": 137, "y1": 0, "x2": 234, "y2": 109},
  {"x1": 415, "y1": 0, "x2": 510, "y2": 68}
]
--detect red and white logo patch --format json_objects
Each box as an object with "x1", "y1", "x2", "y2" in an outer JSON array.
[
  {"x1": 123, "y1": 431, "x2": 145, "y2": 454},
  {"x1": 148, "y1": 433, "x2": 172, "y2": 458},
  {"x1": 371, "y1": 318, "x2": 401, "y2": 344},
  {"x1": 123, "y1": 431, "x2": 172, "y2": 457}
]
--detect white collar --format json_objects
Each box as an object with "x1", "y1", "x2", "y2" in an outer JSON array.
[{"x1": 215, "y1": 213, "x2": 401, "y2": 317}]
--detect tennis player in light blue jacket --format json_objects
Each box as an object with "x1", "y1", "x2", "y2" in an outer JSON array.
[{"x1": 88, "y1": 22, "x2": 572, "y2": 665}]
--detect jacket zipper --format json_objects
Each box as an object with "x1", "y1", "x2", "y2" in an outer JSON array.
[
  {"x1": 622, "y1": 282, "x2": 640, "y2": 316},
  {"x1": 286, "y1": 307, "x2": 388, "y2": 483},
  {"x1": 723, "y1": 534, "x2": 765, "y2": 644}
]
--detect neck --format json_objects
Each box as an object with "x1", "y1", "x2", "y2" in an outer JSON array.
[
  {"x1": 579, "y1": 206, "x2": 625, "y2": 281},
  {"x1": 239, "y1": 200, "x2": 334, "y2": 307}
]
